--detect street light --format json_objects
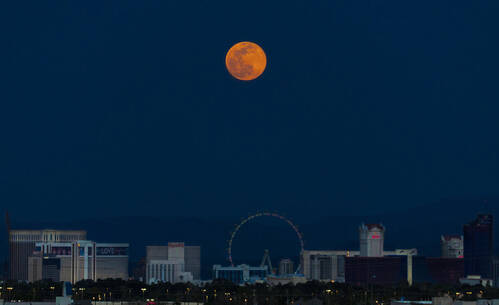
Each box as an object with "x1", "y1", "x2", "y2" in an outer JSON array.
[
  {"x1": 7, "y1": 287, "x2": 13, "y2": 301},
  {"x1": 141, "y1": 288, "x2": 147, "y2": 298}
]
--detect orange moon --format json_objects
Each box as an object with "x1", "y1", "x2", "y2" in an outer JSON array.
[{"x1": 225, "y1": 41, "x2": 267, "y2": 81}]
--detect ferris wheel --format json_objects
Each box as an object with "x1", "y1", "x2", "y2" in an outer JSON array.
[{"x1": 227, "y1": 212, "x2": 305, "y2": 274}]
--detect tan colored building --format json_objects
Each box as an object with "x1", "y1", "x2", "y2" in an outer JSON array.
[
  {"x1": 301, "y1": 250, "x2": 359, "y2": 282},
  {"x1": 28, "y1": 240, "x2": 129, "y2": 283},
  {"x1": 145, "y1": 242, "x2": 201, "y2": 283},
  {"x1": 9, "y1": 229, "x2": 86, "y2": 281},
  {"x1": 27, "y1": 256, "x2": 42, "y2": 282}
]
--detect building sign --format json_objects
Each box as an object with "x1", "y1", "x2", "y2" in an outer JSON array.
[
  {"x1": 96, "y1": 246, "x2": 128, "y2": 256},
  {"x1": 51, "y1": 246, "x2": 72, "y2": 256},
  {"x1": 371, "y1": 234, "x2": 381, "y2": 239}
]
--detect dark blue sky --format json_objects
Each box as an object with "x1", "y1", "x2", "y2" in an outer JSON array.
[{"x1": 1, "y1": 0, "x2": 498, "y2": 221}]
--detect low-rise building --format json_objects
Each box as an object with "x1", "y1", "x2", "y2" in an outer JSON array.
[
  {"x1": 28, "y1": 240, "x2": 129, "y2": 283},
  {"x1": 459, "y1": 275, "x2": 494, "y2": 287},
  {"x1": 267, "y1": 274, "x2": 307, "y2": 285},
  {"x1": 213, "y1": 264, "x2": 268, "y2": 284}
]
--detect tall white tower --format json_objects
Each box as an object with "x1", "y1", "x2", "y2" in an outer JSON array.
[{"x1": 359, "y1": 223, "x2": 385, "y2": 257}]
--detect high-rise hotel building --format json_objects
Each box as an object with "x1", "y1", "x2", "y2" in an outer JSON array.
[
  {"x1": 464, "y1": 214, "x2": 494, "y2": 278},
  {"x1": 9, "y1": 229, "x2": 86, "y2": 281},
  {"x1": 359, "y1": 223, "x2": 385, "y2": 257}
]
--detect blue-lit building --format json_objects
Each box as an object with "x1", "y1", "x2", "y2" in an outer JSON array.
[
  {"x1": 213, "y1": 264, "x2": 268, "y2": 284},
  {"x1": 463, "y1": 214, "x2": 493, "y2": 279}
]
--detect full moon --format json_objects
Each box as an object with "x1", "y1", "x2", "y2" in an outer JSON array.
[{"x1": 225, "y1": 41, "x2": 267, "y2": 81}]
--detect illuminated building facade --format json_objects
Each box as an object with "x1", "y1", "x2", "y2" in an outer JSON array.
[
  {"x1": 9, "y1": 229, "x2": 86, "y2": 281},
  {"x1": 28, "y1": 240, "x2": 129, "y2": 283},
  {"x1": 359, "y1": 223, "x2": 385, "y2": 257}
]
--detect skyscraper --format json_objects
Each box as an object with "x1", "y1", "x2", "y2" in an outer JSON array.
[
  {"x1": 359, "y1": 223, "x2": 385, "y2": 257},
  {"x1": 463, "y1": 214, "x2": 493, "y2": 278}
]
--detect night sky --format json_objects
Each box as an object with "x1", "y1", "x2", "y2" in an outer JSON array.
[{"x1": 1, "y1": 0, "x2": 499, "y2": 222}]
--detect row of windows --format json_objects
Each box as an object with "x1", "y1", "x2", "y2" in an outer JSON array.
[
  {"x1": 10, "y1": 234, "x2": 42, "y2": 241},
  {"x1": 147, "y1": 263, "x2": 183, "y2": 283},
  {"x1": 10, "y1": 232, "x2": 85, "y2": 242},
  {"x1": 215, "y1": 270, "x2": 244, "y2": 284},
  {"x1": 43, "y1": 234, "x2": 85, "y2": 241}
]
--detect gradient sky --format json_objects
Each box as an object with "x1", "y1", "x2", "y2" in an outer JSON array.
[{"x1": 1, "y1": 0, "x2": 498, "y2": 221}]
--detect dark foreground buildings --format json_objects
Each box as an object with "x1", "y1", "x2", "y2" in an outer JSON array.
[
  {"x1": 345, "y1": 256, "x2": 402, "y2": 285},
  {"x1": 344, "y1": 256, "x2": 464, "y2": 286}
]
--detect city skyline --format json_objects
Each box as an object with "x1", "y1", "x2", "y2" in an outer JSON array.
[{"x1": 2, "y1": 209, "x2": 498, "y2": 283}]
